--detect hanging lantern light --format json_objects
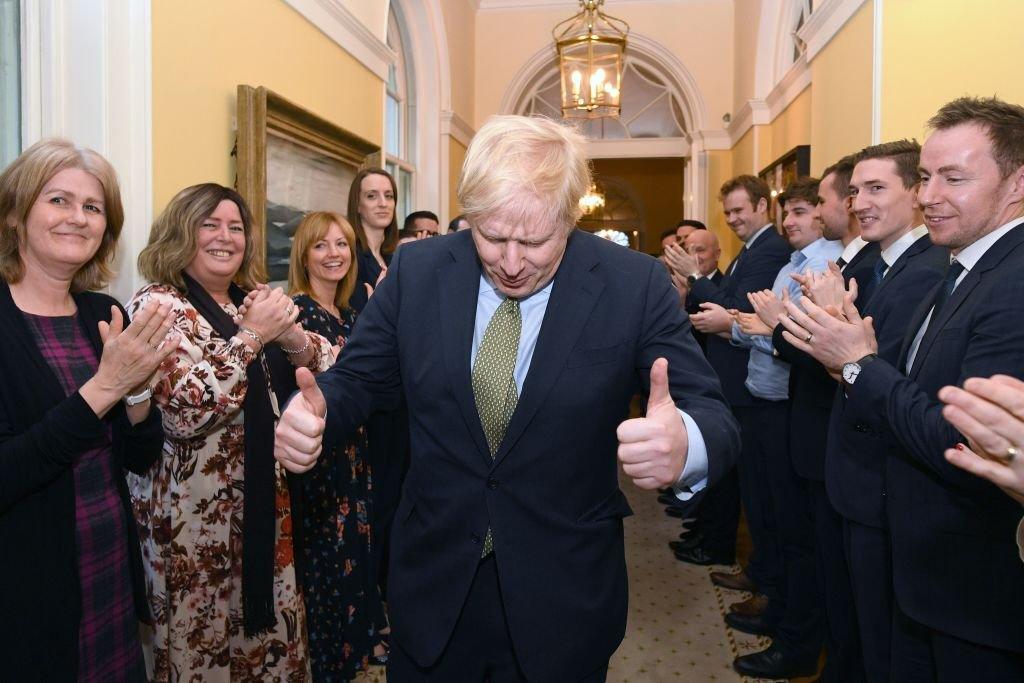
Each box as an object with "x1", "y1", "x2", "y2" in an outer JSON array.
[{"x1": 552, "y1": 0, "x2": 629, "y2": 119}]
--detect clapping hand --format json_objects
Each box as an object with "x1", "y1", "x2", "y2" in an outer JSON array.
[
  {"x1": 238, "y1": 286, "x2": 298, "y2": 343},
  {"x1": 777, "y1": 290, "x2": 877, "y2": 372},
  {"x1": 748, "y1": 289, "x2": 787, "y2": 329},
  {"x1": 275, "y1": 367, "x2": 328, "y2": 473},
  {"x1": 364, "y1": 267, "x2": 387, "y2": 300},
  {"x1": 735, "y1": 311, "x2": 773, "y2": 337},
  {"x1": 617, "y1": 358, "x2": 689, "y2": 489},
  {"x1": 941, "y1": 375, "x2": 1024, "y2": 504},
  {"x1": 690, "y1": 302, "x2": 735, "y2": 336},
  {"x1": 663, "y1": 241, "x2": 698, "y2": 278}
]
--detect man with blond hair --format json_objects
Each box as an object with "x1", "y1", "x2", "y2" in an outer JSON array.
[{"x1": 274, "y1": 115, "x2": 739, "y2": 681}]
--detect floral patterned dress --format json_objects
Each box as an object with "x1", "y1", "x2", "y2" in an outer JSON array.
[
  {"x1": 126, "y1": 283, "x2": 331, "y2": 682},
  {"x1": 293, "y1": 295, "x2": 382, "y2": 682}
]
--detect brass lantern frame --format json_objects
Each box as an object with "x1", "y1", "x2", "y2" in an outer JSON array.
[{"x1": 552, "y1": 0, "x2": 629, "y2": 119}]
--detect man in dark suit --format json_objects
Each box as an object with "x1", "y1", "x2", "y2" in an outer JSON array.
[
  {"x1": 780, "y1": 97, "x2": 1024, "y2": 679},
  {"x1": 768, "y1": 153, "x2": 879, "y2": 683},
  {"x1": 667, "y1": 176, "x2": 792, "y2": 604},
  {"x1": 274, "y1": 115, "x2": 740, "y2": 681},
  {"x1": 680, "y1": 228, "x2": 723, "y2": 352}
]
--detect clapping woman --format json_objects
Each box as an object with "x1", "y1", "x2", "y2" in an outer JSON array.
[
  {"x1": 288, "y1": 211, "x2": 387, "y2": 679},
  {"x1": 127, "y1": 184, "x2": 332, "y2": 680},
  {"x1": 0, "y1": 139, "x2": 177, "y2": 681}
]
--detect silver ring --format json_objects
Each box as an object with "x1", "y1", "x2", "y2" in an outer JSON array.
[
  {"x1": 805, "y1": 334, "x2": 814, "y2": 343},
  {"x1": 1006, "y1": 446, "x2": 1019, "y2": 462}
]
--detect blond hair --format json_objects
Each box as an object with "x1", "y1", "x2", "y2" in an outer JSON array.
[
  {"x1": 0, "y1": 138, "x2": 123, "y2": 291},
  {"x1": 288, "y1": 211, "x2": 359, "y2": 311},
  {"x1": 457, "y1": 115, "x2": 591, "y2": 232},
  {"x1": 138, "y1": 183, "x2": 261, "y2": 290}
]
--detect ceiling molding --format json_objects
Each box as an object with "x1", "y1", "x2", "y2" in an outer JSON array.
[
  {"x1": 586, "y1": 137, "x2": 691, "y2": 159},
  {"x1": 283, "y1": 0, "x2": 395, "y2": 81},
  {"x1": 441, "y1": 110, "x2": 476, "y2": 147},
  {"x1": 798, "y1": 0, "x2": 868, "y2": 62}
]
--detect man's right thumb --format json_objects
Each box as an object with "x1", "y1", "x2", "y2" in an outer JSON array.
[{"x1": 296, "y1": 367, "x2": 326, "y2": 417}]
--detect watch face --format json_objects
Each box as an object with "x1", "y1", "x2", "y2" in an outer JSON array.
[{"x1": 842, "y1": 363, "x2": 860, "y2": 384}]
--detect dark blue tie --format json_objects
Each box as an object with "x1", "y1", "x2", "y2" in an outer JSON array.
[
  {"x1": 872, "y1": 258, "x2": 887, "y2": 286},
  {"x1": 929, "y1": 260, "x2": 966, "y2": 320}
]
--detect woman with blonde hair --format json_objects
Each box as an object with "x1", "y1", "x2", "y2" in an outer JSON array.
[
  {"x1": 127, "y1": 183, "x2": 332, "y2": 681},
  {"x1": 288, "y1": 211, "x2": 388, "y2": 678},
  {"x1": 0, "y1": 138, "x2": 177, "y2": 681}
]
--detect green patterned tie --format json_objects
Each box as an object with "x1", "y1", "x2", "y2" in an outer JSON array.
[{"x1": 472, "y1": 297, "x2": 521, "y2": 556}]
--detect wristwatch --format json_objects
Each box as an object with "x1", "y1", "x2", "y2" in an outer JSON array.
[
  {"x1": 124, "y1": 388, "x2": 153, "y2": 406},
  {"x1": 686, "y1": 273, "x2": 699, "y2": 286},
  {"x1": 841, "y1": 353, "x2": 879, "y2": 385}
]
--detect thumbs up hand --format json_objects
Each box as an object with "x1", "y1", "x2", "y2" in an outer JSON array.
[
  {"x1": 274, "y1": 367, "x2": 328, "y2": 473},
  {"x1": 616, "y1": 358, "x2": 689, "y2": 489}
]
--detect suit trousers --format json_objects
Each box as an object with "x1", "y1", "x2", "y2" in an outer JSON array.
[
  {"x1": 690, "y1": 465, "x2": 741, "y2": 557},
  {"x1": 809, "y1": 481, "x2": 865, "y2": 683},
  {"x1": 843, "y1": 519, "x2": 892, "y2": 683},
  {"x1": 764, "y1": 429, "x2": 822, "y2": 659},
  {"x1": 890, "y1": 602, "x2": 1024, "y2": 682},
  {"x1": 734, "y1": 402, "x2": 784, "y2": 620},
  {"x1": 388, "y1": 555, "x2": 609, "y2": 682}
]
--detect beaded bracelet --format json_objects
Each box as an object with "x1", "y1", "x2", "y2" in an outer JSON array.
[{"x1": 279, "y1": 334, "x2": 311, "y2": 355}]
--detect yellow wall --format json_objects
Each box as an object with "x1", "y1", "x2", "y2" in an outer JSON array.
[
  {"x1": 706, "y1": 150, "x2": 742, "y2": 264},
  {"x1": 810, "y1": 0, "x2": 873, "y2": 173},
  {"x1": 766, "y1": 86, "x2": 811, "y2": 165},
  {"x1": 881, "y1": 0, "x2": 1024, "y2": 141},
  {"x1": 732, "y1": 128, "x2": 755, "y2": 176},
  {"x1": 151, "y1": 0, "x2": 383, "y2": 211},
  {"x1": 441, "y1": 0, "x2": 476, "y2": 123},
  {"x1": 732, "y1": 0, "x2": 762, "y2": 116},
  {"x1": 448, "y1": 136, "x2": 467, "y2": 221}
]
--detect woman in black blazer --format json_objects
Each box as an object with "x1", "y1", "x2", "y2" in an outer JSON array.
[
  {"x1": 0, "y1": 139, "x2": 177, "y2": 681},
  {"x1": 345, "y1": 167, "x2": 398, "y2": 313}
]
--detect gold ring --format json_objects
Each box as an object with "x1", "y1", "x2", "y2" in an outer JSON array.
[
  {"x1": 805, "y1": 334, "x2": 813, "y2": 343},
  {"x1": 1006, "y1": 446, "x2": 1019, "y2": 462}
]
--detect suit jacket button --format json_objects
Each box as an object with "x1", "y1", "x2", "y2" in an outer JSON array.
[
  {"x1": 471, "y1": 534, "x2": 480, "y2": 545},
  {"x1": 487, "y1": 478, "x2": 499, "y2": 490},
  {"x1": 854, "y1": 422, "x2": 868, "y2": 433}
]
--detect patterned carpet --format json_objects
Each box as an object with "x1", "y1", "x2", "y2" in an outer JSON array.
[{"x1": 608, "y1": 472, "x2": 787, "y2": 682}]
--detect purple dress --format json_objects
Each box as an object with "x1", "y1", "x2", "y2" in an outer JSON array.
[{"x1": 23, "y1": 312, "x2": 145, "y2": 683}]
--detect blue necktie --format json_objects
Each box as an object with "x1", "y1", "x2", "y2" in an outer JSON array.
[{"x1": 872, "y1": 258, "x2": 887, "y2": 286}]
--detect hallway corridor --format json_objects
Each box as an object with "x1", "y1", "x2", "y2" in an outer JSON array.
[{"x1": 609, "y1": 474, "x2": 781, "y2": 682}]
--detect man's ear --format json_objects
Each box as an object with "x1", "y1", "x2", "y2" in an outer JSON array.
[{"x1": 757, "y1": 197, "x2": 769, "y2": 215}]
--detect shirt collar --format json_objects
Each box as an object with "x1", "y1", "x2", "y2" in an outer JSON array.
[
  {"x1": 840, "y1": 236, "x2": 868, "y2": 264},
  {"x1": 952, "y1": 218, "x2": 1024, "y2": 272},
  {"x1": 880, "y1": 225, "x2": 928, "y2": 267},
  {"x1": 744, "y1": 224, "x2": 773, "y2": 249},
  {"x1": 478, "y1": 272, "x2": 555, "y2": 301}
]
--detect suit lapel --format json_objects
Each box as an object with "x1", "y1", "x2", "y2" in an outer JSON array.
[
  {"x1": 907, "y1": 224, "x2": 1024, "y2": 378},
  {"x1": 867, "y1": 236, "x2": 926, "y2": 312},
  {"x1": 491, "y1": 232, "x2": 604, "y2": 470},
  {"x1": 436, "y1": 235, "x2": 492, "y2": 465}
]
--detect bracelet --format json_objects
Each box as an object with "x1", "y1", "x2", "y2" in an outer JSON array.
[
  {"x1": 124, "y1": 388, "x2": 152, "y2": 406},
  {"x1": 278, "y1": 334, "x2": 311, "y2": 355},
  {"x1": 236, "y1": 327, "x2": 264, "y2": 351}
]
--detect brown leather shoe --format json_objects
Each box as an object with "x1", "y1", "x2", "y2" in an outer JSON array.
[
  {"x1": 710, "y1": 569, "x2": 756, "y2": 592},
  {"x1": 729, "y1": 593, "x2": 768, "y2": 616}
]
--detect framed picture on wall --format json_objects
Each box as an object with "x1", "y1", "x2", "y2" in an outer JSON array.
[
  {"x1": 235, "y1": 85, "x2": 379, "y2": 284},
  {"x1": 759, "y1": 145, "x2": 810, "y2": 230}
]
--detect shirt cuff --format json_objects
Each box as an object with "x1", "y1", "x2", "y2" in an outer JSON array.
[{"x1": 672, "y1": 409, "x2": 709, "y2": 501}]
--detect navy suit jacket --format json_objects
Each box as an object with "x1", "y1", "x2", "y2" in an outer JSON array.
[
  {"x1": 827, "y1": 234, "x2": 947, "y2": 527},
  {"x1": 317, "y1": 229, "x2": 740, "y2": 679},
  {"x1": 847, "y1": 223, "x2": 1024, "y2": 652},
  {"x1": 771, "y1": 240, "x2": 882, "y2": 481},
  {"x1": 689, "y1": 227, "x2": 792, "y2": 408}
]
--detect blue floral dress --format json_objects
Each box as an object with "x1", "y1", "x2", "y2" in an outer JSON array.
[{"x1": 293, "y1": 295, "x2": 383, "y2": 681}]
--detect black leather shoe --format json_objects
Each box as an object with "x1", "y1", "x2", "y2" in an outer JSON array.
[
  {"x1": 678, "y1": 527, "x2": 696, "y2": 540},
  {"x1": 657, "y1": 487, "x2": 672, "y2": 495},
  {"x1": 733, "y1": 644, "x2": 818, "y2": 679},
  {"x1": 665, "y1": 506, "x2": 686, "y2": 518},
  {"x1": 673, "y1": 546, "x2": 734, "y2": 566},
  {"x1": 724, "y1": 611, "x2": 775, "y2": 636},
  {"x1": 657, "y1": 492, "x2": 678, "y2": 506},
  {"x1": 668, "y1": 534, "x2": 704, "y2": 553}
]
